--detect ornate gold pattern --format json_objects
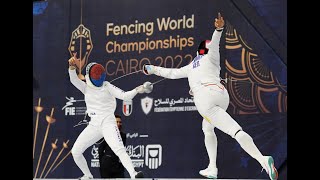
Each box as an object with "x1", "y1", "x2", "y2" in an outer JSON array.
[
  {"x1": 224, "y1": 22, "x2": 287, "y2": 114},
  {"x1": 68, "y1": 24, "x2": 93, "y2": 80}
]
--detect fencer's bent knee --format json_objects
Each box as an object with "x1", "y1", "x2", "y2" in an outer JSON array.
[
  {"x1": 203, "y1": 106, "x2": 242, "y2": 138},
  {"x1": 202, "y1": 126, "x2": 216, "y2": 136},
  {"x1": 202, "y1": 119, "x2": 214, "y2": 135},
  {"x1": 71, "y1": 147, "x2": 80, "y2": 156},
  {"x1": 229, "y1": 126, "x2": 242, "y2": 139},
  {"x1": 234, "y1": 130, "x2": 250, "y2": 142},
  {"x1": 71, "y1": 144, "x2": 83, "y2": 156},
  {"x1": 203, "y1": 129, "x2": 216, "y2": 136}
]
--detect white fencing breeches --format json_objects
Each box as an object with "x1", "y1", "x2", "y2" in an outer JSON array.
[
  {"x1": 71, "y1": 115, "x2": 137, "y2": 178},
  {"x1": 196, "y1": 84, "x2": 264, "y2": 169},
  {"x1": 194, "y1": 84, "x2": 242, "y2": 137}
]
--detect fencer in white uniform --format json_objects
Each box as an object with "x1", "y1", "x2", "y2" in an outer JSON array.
[
  {"x1": 68, "y1": 58, "x2": 144, "y2": 180},
  {"x1": 143, "y1": 13, "x2": 278, "y2": 180}
]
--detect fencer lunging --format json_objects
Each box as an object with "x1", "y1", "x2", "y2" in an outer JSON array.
[
  {"x1": 68, "y1": 56, "x2": 144, "y2": 180},
  {"x1": 142, "y1": 13, "x2": 278, "y2": 180}
]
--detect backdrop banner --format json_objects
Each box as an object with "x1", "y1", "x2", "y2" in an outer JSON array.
[{"x1": 33, "y1": 0, "x2": 287, "y2": 179}]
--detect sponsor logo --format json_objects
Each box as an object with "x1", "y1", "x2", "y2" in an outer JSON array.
[
  {"x1": 125, "y1": 132, "x2": 162, "y2": 170},
  {"x1": 141, "y1": 96, "x2": 153, "y2": 115},
  {"x1": 62, "y1": 96, "x2": 86, "y2": 116},
  {"x1": 145, "y1": 144, "x2": 162, "y2": 169},
  {"x1": 140, "y1": 96, "x2": 197, "y2": 114},
  {"x1": 90, "y1": 145, "x2": 100, "y2": 168},
  {"x1": 126, "y1": 143, "x2": 163, "y2": 169},
  {"x1": 127, "y1": 145, "x2": 145, "y2": 168}
]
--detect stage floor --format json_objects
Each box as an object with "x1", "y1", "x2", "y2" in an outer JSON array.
[{"x1": 33, "y1": 178, "x2": 267, "y2": 180}]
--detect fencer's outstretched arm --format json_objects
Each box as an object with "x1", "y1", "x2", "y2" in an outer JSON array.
[
  {"x1": 106, "y1": 82, "x2": 141, "y2": 101},
  {"x1": 68, "y1": 62, "x2": 86, "y2": 94},
  {"x1": 206, "y1": 12, "x2": 224, "y2": 66},
  {"x1": 143, "y1": 64, "x2": 189, "y2": 79}
]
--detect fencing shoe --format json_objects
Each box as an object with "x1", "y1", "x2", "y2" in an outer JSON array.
[
  {"x1": 78, "y1": 175, "x2": 93, "y2": 180},
  {"x1": 199, "y1": 167, "x2": 218, "y2": 179},
  {"x1": 135, "y1": 171, "x2": 144, "y2": 178},
  {"x1": 260, "y1": 156, "x2": 278, "y2": 180}
]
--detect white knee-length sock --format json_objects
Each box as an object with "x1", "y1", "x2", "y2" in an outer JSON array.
[
  {"x1": 204, "y1": 131, "x2": 218, "y2": 169},
  {"x1": 235, "y1": 131, "x2": 264, "y2": 163}
]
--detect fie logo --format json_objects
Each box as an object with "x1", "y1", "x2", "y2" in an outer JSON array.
[{"x1": 62, "y1": 97, "x2": 85, "y2": 116}]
